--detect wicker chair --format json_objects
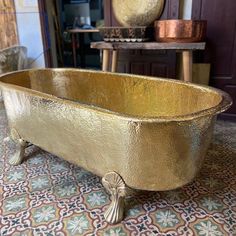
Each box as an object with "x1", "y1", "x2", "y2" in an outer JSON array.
[
  {"x1": 0, "y1": 45, "x2": 28, "y2": 102},
  {"x1": 0, "y1": 45, "x2": 27, "y2": 74}
]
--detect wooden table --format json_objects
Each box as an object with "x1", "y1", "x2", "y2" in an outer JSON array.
[
  {"x1": 67, "y1": 28, "x2": 99, "y2": 68},
  {"x1": 91, "y1": 41, "x2": 206, "y2": 82}
]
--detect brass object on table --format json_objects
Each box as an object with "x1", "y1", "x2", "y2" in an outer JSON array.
[
  {"x1": 112, "y1": 0, "x2": 165, "y2": 27},
  {"x1": 0, "y1": 69, "x2": 232, "y2": 224},
  {"x1": 154, "y1": 20, "x2": 207, "y2": 43},
  {"x1": 99, "y1": 27, "x2": 154, "y2": 42}
]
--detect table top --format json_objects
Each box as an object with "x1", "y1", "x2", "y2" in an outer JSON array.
[
  {"x1": 91, "y1": 41, "x2": 206, "y2": 50},
  {"x1": 67, "y1": 28, "x2": 100, "y2": 33}
]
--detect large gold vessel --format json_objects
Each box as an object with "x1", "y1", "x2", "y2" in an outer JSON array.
[
  {"x1": 112, "y1": 0, "x2": 165, "y2": 26},
  {"x1": 0, "y1": 69, "x2": 232, "y2": 224}
]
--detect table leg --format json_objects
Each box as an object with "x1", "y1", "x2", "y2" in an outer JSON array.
[
  {"x1": 71, "y1": 33, "x2": 77, "y2": 67},
  {"x1": 182, "y1": 51, "x2": 193, "y2": 82},
  {"x1": 79, "y1": 33, "x2": 85, "y2": 68},
  {"x1": 111, "y1": 50, "x2": 118, "y2": 73},
  {"x1": 102, "y1": 49, "x2": 110, "y2": 71}
]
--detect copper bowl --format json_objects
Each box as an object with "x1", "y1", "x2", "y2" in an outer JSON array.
[{"x1": 154, "y1": 20, "x2": 207, "y2": 43}]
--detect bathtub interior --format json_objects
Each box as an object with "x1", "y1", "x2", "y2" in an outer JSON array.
[{"x1": 0, "y1": 70, "x2": 222, "y2": 117}]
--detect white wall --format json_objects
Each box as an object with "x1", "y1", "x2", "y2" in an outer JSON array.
[
  {"x1": 180, "y1": 0, "x2": 192, "y2": 19},
  {"x1": 14, "y1": 0, "x2": 45, "y2": 68}
]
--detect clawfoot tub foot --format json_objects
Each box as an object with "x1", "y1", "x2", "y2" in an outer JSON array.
[
  {"x1": 8, "y1": 128, "x2": 27, "y2": 166},
  {"x1": 102, "y1": 172, "x2": 128, "y2": 224}
]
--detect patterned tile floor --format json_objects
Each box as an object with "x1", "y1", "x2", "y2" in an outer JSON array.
[{"x1": 0, "y1": 103, "x2": 236, "y2": 236}]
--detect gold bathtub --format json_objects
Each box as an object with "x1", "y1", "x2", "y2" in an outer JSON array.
[{"x1": 0, "y1": 69, "x2": 232, "y2": 224}]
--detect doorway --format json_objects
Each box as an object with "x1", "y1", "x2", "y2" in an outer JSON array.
[{"x1": 45, "y1": 0, "x2": 104, "y2": 68}]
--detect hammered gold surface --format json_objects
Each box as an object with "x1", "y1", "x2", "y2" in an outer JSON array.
[
  {"x1": 112, "y1": 0, "x2": 165, "y2": 27},
  {"x1": 0, "y1": 69, "x2": 232, "y2": 191}
]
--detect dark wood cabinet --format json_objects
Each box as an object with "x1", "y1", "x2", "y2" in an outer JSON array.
[
  {"x1": 192, "y1": 0, "x2": 236, "y2": 119},
  {"x1": 104, "y1": 0, "x2": 179, "y2": 78}
]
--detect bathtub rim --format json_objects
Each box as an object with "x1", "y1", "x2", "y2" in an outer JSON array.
[{"x1": 0, "y1": 68, "x2": 232, "y2": 123}]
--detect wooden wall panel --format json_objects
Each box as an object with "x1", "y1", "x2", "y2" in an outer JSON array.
[
  {"x1": 151, "y1": 63, "x2": 168, "y2": 78},
  {"x1": 0, "y1": 0, "x2": 18, "y2": 49},
  {"x1": 130, "y1": 62, "x2": 150, "y2": 75},
  {"x1": 192, "y1": 0, "x2": 236, "y2": 119}
]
